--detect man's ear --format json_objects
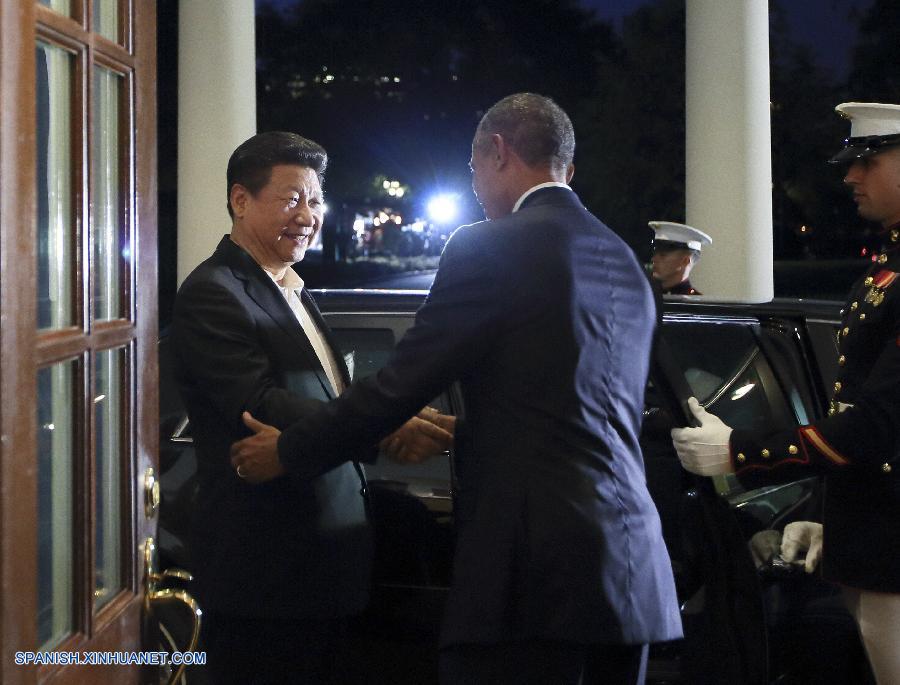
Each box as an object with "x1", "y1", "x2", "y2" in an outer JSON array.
[
  {"x1": 230, "y1": 184, "x2": 250, "y2": 219},
  {"x1": 565, "y1": 163, "x2": 575, "y2": 184},
  {"x1": 491, "y1": 134, "x2": 509, "y2": 169}
]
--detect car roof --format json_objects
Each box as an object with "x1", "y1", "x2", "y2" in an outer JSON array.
[{"x1": 312, "y1": 288, "x2": 842, "y2": 323}]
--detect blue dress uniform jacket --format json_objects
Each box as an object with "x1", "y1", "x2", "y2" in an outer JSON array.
[
  {"x1": 276, "y1": 187, "x2": 683, "y2": 647},
  {"x1": 171, "y1": 237, "x2": 373, "y2": 619},
  {"x1": 730, "y1": 224, "x2": 900, "y2": 592}
]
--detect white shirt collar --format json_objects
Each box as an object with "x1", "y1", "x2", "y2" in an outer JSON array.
[
  {"x1": 264, "y1": 266, "x2": 305, "y2": 290},
  {"x1": 512, "y1": 182, "x2": 571, "y2": 213}
]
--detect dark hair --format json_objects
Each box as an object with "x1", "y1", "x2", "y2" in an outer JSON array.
[
  {"x1": 475, "y1": 93, "x2": 575, "y2": 174},
  {"x1": 226, "y1": 131, "x2": 328, "y2": 218}
]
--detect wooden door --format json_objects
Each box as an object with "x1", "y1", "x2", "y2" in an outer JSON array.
[{"x1": 0, "y1": 1, "x2": 162, "y2": 683}]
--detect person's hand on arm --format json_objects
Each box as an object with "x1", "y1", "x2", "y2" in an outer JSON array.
[
  {"x1": 671, "y1": 397, "x2": 735, "y2": 476},
  {"x1": 379, "y1": 407, "x2": 455, "y2": 464},
  {"x1": 232, "y1": 407, "x2": 456, "y2": 481},
  {"x1": 230, "y1": 412, "x2": 286, "y2": 484}
]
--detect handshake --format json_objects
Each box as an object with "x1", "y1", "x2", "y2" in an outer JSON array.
[
  {"x1": 378, "y1": 406, "x2": 456, "y2": 464},
  {"x1": 231, "y1": 406, "x2": 456, "y2": 484}
]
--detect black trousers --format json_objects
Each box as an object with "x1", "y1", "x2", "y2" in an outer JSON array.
[
  {"x1": 201, "y1": 611, "x2": 352, "y2": 685},
  {"x1": 439, "y1": 640, "x2": 649, "y2": 685}
]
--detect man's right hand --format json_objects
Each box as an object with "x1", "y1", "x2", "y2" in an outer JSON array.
[
  {"x1": 671, "y1": 397, "x2": 735, "y2": 476},
  {"x1": 379, "y1": 408, "x2": 455, "y2": 464}
]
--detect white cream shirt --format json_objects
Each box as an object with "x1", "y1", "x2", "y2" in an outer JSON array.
[
  {"x1": 264, "y1": 266, "x2": 345, "y2": 395},
  {"x1": 511, "y1": 182, "x2": 572, "y2": 213}
]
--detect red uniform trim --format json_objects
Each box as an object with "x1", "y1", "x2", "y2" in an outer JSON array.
[
  {"x1": 800, "y1": 426, "x2": 849, "y2": 466},
  {"x1": 736, "y1": 458, "x2": 810, "y2": 474},
  {"x1": 872, "y1": 270, "x2": 898, "y2": 289}
]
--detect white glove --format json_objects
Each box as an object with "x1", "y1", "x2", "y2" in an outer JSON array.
[
  {"x1": 671, "y1": 397, "x2": 734, "y2": 476},
  {"x1": 781, "y1": 521, "x2": 823, "y2": 574}
]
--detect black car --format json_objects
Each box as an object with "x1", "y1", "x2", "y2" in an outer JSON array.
[{"x1": 158, "y1": 291, "x2": 874, "y2": 684}]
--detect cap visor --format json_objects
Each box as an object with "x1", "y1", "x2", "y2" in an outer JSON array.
[{"x1": 829, "y1": 144, "x2": 877, "y2": 164}]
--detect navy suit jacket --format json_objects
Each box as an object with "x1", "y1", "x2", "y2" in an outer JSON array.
[
  {"x1": 277, "y1": 187, "x2": 682, "y2": 645},
  {"x1": 171, "y1": 237, "x2": 373, "y2": 620}
]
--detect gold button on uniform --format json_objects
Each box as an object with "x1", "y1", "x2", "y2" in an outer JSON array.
[
  {"x1": 878, "y1": 254, "x2": 888, "y2": 264},
  {"x1": 883, "y1": 463, "x2": 893, "y2": 474},
  {"x1": 851, "y1": 301, "x2": 858, "y2": 311},
  {"x1": 892, "y1": 230, "x2": 899, "y2": 242},
  {"x1": 839, "y1": 355, "x2": 846, "y2": 365},
  {"x1": 860, "y1": 313, "x2": 867, "y2": 321},
  {"x1": 843, "y1": 327, "x2": 850, "y2": 336},
  {"x1": 865, "y1": 277, "x2": 874, "y2": 286},
  {"x1": 834, "y1": 381, "x2": 842, "y2": 392},
  {"x1": 761, "y1": 449, "x2": 770, "y2": 459},
  {"x1": 736, "y1": 453, "x2": 746, "y2": 464},
  {"x1": 788, "y1": 445, "x2": 799, "y2": 455}
]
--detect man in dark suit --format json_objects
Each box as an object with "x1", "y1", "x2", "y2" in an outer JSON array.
[
  {"x1": 231, "y1": 96, "x2": 683, "y2": 684},
  {"x1": 171, "y1": 131, "x2": 453, "y2": 684}
]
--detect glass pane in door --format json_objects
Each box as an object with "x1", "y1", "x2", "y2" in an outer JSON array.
[
  {"x1": 36, "y1": 41, "x2": 74, "y2": 330},
  {"x1": 37, "y1": 361, "x2": 77, "y2": 649},
  {"x1": 92, "y1": 66, "x2": 125, "y2": 321},
  {"x1": 94, "y1": 347, "x2": 126, "y2": 609},
  {"x1": 39, "y1": 0, "x2": 72, "y2": 16},
  {"x1": 93, "y1": 0, "x2": 119, "y2": 43}
]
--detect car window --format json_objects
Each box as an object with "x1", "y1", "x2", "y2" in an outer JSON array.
[
  {"x1": 328, "y1": 325, "x2": 454, "y2": 484},
  {"x1": 326, "y1": 321, "x2": 455, "y2": 588},
  {"x1": 661, "y1": 319, "x2": 798, "y2": 431}
]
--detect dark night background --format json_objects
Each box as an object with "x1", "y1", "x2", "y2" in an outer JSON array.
[{"x1": 157, "y1": 0, "x2": 900, "y2": 325}]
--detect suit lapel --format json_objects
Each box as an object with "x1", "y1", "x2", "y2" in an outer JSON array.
[{"x1": 216, "y1": 238, "x2": 338, "y2": 399}]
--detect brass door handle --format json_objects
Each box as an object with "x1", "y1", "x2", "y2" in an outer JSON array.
[{"x1": 143, "y1": 538, "x2": 202, "y2": 685}]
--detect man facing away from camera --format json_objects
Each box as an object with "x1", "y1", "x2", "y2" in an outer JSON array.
[{"x1": 230, "y1": 95, "x2": 682, "y2": 685}]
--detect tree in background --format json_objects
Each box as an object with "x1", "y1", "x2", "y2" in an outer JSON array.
[
  {"x1": 573, "y1": 0, "x2": 685, "y2": 261},
  {"x1": 769, "y1": 1, "x2": 861, "y2": 261},
  {"x1": 848, "y1": 0, "x2": 900, "y2": 103},
  {"x1": 256, "y1": 0, "x2": 616, "y2": 220}
]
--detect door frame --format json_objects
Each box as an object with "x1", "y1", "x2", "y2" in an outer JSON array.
[{"x1": 0, "y1": 1, "x2": 157, "y2": 683}]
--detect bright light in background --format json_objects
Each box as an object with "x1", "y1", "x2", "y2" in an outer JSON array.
[
  {"x1": 322, "y1": 203, "x2": 329, "y2": 214},
  {"x1": 427, "y1": 194, "x2": 458, "y2": 224}
]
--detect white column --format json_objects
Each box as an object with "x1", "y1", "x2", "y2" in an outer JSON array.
[
  {"x1": 177, "y1": 0, "x2": 256, "y2": 284},
  {"x1": 685, "y1": 0, "x2": 773, "y2": 302}
]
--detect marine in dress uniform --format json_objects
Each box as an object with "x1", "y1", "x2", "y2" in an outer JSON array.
[
  {"x1": 649, "y1": 221, "x2": 712, "y2": 295},
  {"x1": 672, "y1": 102, "x2": 900, "y2": 685}
]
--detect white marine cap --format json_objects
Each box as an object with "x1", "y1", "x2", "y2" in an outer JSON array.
[
  {"x1": 649, "y1": 221, "x2": 712, "y2": 252},
  {"x1": 830, "y1": 102, "x2": 900, "y2": 163}
]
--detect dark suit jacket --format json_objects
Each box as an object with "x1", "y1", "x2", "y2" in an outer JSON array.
[
  {"x1": 275, "y1": 187, "x2": 683, "y2": 646},
  {"x1": 170, "y1": 236, "x2": 373, "y2": 620}
]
